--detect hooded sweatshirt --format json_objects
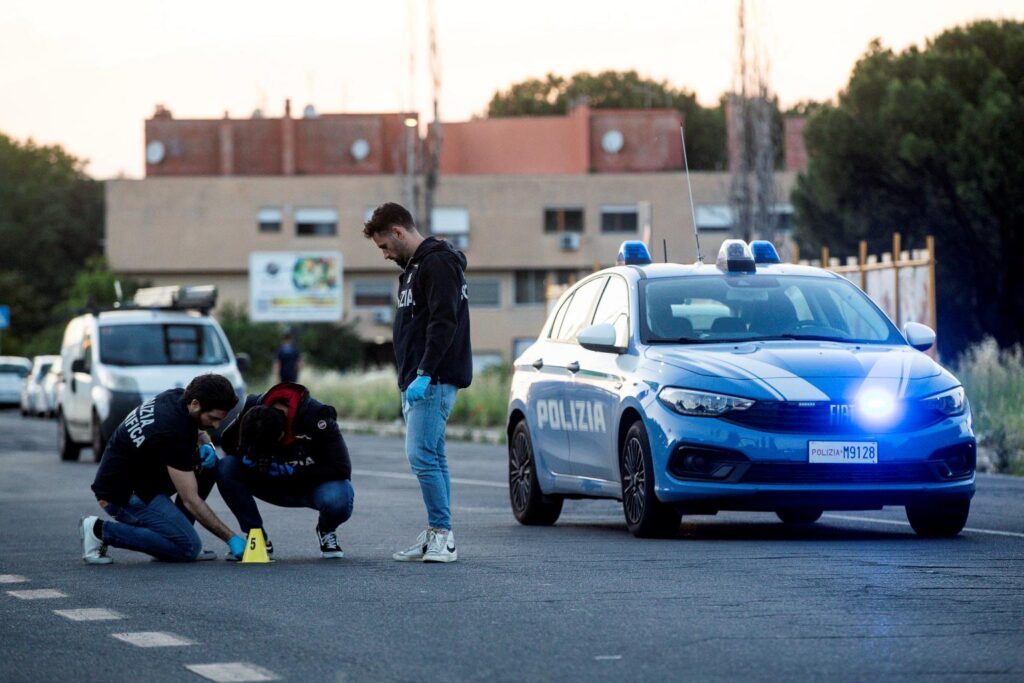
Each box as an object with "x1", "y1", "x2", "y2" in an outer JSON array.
[{"x1": 393, "y1": 236, "x2": 473, "y2": 391}]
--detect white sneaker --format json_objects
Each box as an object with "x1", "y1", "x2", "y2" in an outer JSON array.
[
  {"x1": 392, "y1": 529, "x2": 430, "y2": 562},
  {"x1": 79, "y1": 516, "x2": 112, "y2": 565},
  {"x1": 196, "y1": 549, "x2": 217, "y2": 561},
  {"x1": 423, "y1": 529, "x2": 457, "y2": 563}
]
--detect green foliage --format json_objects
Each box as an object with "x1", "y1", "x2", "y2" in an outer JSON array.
[
  {"x1": 0, "y1": 133, "x2": 103, "y2": 351},
  {"x1": 65, "y1": 257, "x2": 143, "y2": 309},
  {"x1": 487, "y1": 70, "x2": 727, "y2": 170},
  {"x1": 295, "y1": 321, "x2": 365, "y2": 373},
  {"x1": 449, "y1": 364, "x2": 511, "y2": 428},
  {"x1": 954, "y1": 339, "x2": 1024, "y2": 474},
  {"x1": 216, "y1": 303, "x2": 282, "y2": 382},
  {"x1": 792, "y1": 21, "x2": 1024, "y2": 357}
]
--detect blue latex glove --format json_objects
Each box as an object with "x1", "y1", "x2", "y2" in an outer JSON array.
[
  {"x1": 198, "y1": 444, "x2": 218, "y2": 470},
  {"x1": 227, "y1": 535, "x2": 246, "y2": 560},
  {"x1": 267, "y1": 462, "x2": 294, "y2": 477},
  {"x1": 406, "y1": 374, "x2": 431, "y2": 403},
  {"x1": 242, "y1": 455, "x2": 256, "y2": 468}
]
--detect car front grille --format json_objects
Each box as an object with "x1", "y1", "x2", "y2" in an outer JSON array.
[
  {"x1": 741, "y1": 462, "x2": 936, "y2": 484},
  {"x1": 721, "y1": 401, "x2": 945, "y2": 434}
]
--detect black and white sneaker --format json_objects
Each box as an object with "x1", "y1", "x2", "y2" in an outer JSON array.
[
  {"x1": 423, "y1": 528, "x2": 457, "y2": 563},
  {"x1": 79, "y1": 516, "x2": 112, "y2": 565},
  {"x1": 225, "y1": 531, "x2": 273, "y2": 561},
  {"x1": 316, "y1": 527, "x2": 344, "y2": 559}
]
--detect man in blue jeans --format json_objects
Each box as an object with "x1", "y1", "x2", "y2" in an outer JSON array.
[
  {"x1": 217, "y1": 382, "x2": 353, "y2": 558},
  {"x1": 82, "y1": 374, "x2": 247, "y2": 564},
  {"x1": 364, "y1": 202, "x2": 472, "y2": 563}
]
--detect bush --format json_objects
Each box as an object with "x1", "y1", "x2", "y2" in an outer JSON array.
[
  {"x1": 954, "y1": 339, "x2": 1024, "y2": 474},
  {"x1": 217, "y1": 303, "x2": 281, "y2": 382}
]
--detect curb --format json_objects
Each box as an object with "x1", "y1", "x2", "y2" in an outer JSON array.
[{"x1": 338, "y1": 419, "x2": 505, "y2": 445}]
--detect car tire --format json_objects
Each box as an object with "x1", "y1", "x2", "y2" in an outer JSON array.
[
  {"x1": 776, "y1": 508, "x2": 823, "y2": 524},
  {"x1": 620, "y1": 420, "x2": 681, "y2": 538},
  {"x1": 91, "y1": 412, "x2": 107, "y2": 462},
  {"x1": 508, "y1": 420, "x2": 563, "y2": 525},
  {"x1": 58, "y1": 412, "x2": 81, "y2": 462},
  {"x1": 906, "y1": 499, "x2": 970, "y2": 537}
]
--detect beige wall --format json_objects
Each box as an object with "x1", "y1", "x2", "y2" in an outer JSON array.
[{"x1": 107, "y1": 172, "x2": 797, "y2": 362}]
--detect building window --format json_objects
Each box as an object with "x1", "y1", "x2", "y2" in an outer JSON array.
[
  {"x1": 600, "y1": 205, "x2": 639, "y2": 233},
  {"x1": 512, "y1": 337, "x2": 534, "y2": 360},
  {"x1": 695, "y1": 205, "x2": 733, "y2": 232},
  {"x1": 295, "y1": 207, "x2": 338, "y2": 236},
  {"x1": 353, "y1": 280, "x2": 394, "y2": 308},
  {"x1": 258, "y1": 207, "x2": 282, "y2": 233},
  {"x1": 467, "y1": 277, "x2": 500, "y2": 307},
  {"x1": 431, "y1": 206, "x2": 470, "y2": 250},
  {"x1": 514, "y1": 270, "x2": 547, "y2": 305},
  {"x1": 544, "y1": 208, "x2": 584, "y2": 233},
  {"x1": 472, "y1": 352, "x2": 504, "y2": 373}
]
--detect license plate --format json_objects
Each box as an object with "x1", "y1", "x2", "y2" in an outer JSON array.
[{"x1": 808, "y1": 441, "x2": 878, "y2": 464}]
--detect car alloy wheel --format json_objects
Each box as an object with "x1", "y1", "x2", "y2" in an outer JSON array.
[
  {"x1": 622, "y1": 437, "x2": 646, "y2": 526},
  {"x1": 508, "y1": 421, "x2": 562, "y2": 525},
  {"x1": 620, "y1": 421, "x2": 681, "y2": 538}
]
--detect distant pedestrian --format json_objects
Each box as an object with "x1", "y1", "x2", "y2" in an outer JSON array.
[
  {"x1": 363, "y1": 202, "x2": 472, "y2": 563},
  {"x1": 81, "y1": 374, "x2": 246, "y2": 563},
  {"x1": 274, "y1": 332, "x2": 301, "y2": 383}
]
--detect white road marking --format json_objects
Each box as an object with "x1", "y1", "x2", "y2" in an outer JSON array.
[
  {"x1": 824, "y1": 514, "x2": 1024, "y2": 539},
  {"x1": 6, "y1": 589, "x2": 66, "y2": 600},
  {"x1": 0, "y1": 575, "x2": 29, "y2": 584},
  {"x1": 355, "y1": 469, "x2": 506, "y2": 489},
  {"x1": 595, "y1": 655, "x2": 623, "y2": 661},
  {"x1": 111, "y1": 631, "x2": 195, "y2": 647},
  {"x1": 53, "y1": 608, "x2": 125, "y2": 621},
  {"x1": 185, "y1": 662, "x2": 281, "y2": 682}
]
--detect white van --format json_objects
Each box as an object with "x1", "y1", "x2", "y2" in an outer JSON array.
[{"x1": 57, "y1": 285, "x2": 248, "y2": 461}]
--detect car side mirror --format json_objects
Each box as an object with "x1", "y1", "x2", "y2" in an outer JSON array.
[
  {"x1": 234, "y1": 352, "x2": 251, "y2": 373},
  {"x1": 578, "y1": 323, "x2": 625, "y2": 354},
  {"x1": 903, "y1": 322, "x2": 936, "y2": 351},
  {"x1": 70, "y1": 358, "x2": 88, "y2": 374}
]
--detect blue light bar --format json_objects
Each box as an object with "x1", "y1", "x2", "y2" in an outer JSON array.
[
  {"x1": 750, "y1": 240, "x2": 781, "y2": 264},
  {"x1": 617, "y1": 241, "x2": 652, "y2": 266}
]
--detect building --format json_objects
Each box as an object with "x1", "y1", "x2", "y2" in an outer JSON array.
[{"x1": 107, "y1": 102, "x2": 801, "y2": 368}]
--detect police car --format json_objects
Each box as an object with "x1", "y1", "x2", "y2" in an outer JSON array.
[{"x1": 506, "y1": 240, "x2": 975, "y2": 538}]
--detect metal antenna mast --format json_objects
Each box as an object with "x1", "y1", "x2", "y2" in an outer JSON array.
[{"x1": 680, "y1": 125, "x2": 703, "y2": 264}]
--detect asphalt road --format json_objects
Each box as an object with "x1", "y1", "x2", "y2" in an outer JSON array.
[{"x1": 1, "y1": 408, "x2": 1022, "y2": 682}]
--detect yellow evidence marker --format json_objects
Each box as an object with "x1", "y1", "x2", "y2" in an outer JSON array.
[{"x1": 241, "y1": 528, "x2": 272, "y2": 563}]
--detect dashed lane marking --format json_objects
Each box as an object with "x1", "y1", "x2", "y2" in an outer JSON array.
[
  {"x1": 185, "y1": 662, "x2": 281, "y2": 682},
  {"x1": 595, "y1": 655, "x2": 623, "y2": 661},
  {"x1": 823, "y1": 514, "x2": 1024, "y2": 539},
  {"x1": 0, "y1": 575, "x2": 29, "y2": 584},
  {"x1": 355, "y1": 468, "x2": 506, "y2": 489},
  {"x1": 111, "y1": 631, "x2": 195, "y2": 647},
  {"x1": 53, "y1": 608, "x2": 125, "y2": 621},
  {"x1": 6, "y1": 589, "x2": 66, "y2": 600}
]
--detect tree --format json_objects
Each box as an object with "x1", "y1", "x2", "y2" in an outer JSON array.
[
  {"x1": 487, "y1": 70, "x2": 727, "y2": 170},
  {"x1": 792, "y1": 21, "x2": 1024, "y2": 357},
  {"x1": 0, "y1": 133, "x2": 104, "y2": 352}
]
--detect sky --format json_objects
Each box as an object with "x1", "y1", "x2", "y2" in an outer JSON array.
[{"x1": 2, "y1": 0, "x2": 1021, "y2": 179}]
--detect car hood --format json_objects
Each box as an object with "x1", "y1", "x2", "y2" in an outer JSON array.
[
  {"x1": 645, "y1": 341, "x2": 946, "y2": 402},
  {"x1": 101, "y1": 364, "x2": 239, "y2": 399}
]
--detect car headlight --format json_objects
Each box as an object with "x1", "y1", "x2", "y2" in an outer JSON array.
[
  {"x1": 658, "y1": 387, "x2": 755, "y2": 417},
  {"x1": 920, "y1": 386, "x2": 966, "y2": 416}
]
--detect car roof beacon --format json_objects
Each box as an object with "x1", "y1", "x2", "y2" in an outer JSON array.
[
  {"x1": 617, "y1": 240, "x2": 653, "y2": 266},
  {"x1": 749, "y1": 240, "x2": 781, "y2": 264},
  {"x1": 716, "y1": 239, "x2": 757, "y2": 273},
  {"x1": 679, "y1": 124, "x2": 704, "y2": 265}
]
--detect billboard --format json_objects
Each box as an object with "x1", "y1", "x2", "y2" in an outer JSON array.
[{"x1": 249, "y1": 251, "x2": 343, "y2": 322}]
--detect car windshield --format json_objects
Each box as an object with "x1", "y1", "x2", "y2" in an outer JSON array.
[
  {"x1": 0, "y1": 363, "x2": 30, "y2": 377},
  {"x1": 642, "y1": 275, "x2": 903, "y2": 345},
  {"x1": 99, "y1": 324, "x2": 229, "y2": 366}
]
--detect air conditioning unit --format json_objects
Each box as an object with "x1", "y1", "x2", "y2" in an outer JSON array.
[
  {"x1": 373, "y1": 308, "x2": 394, "y2": 325},
  {"x1": 559, "y1": 232, "x2": 581, "y2": 251}
]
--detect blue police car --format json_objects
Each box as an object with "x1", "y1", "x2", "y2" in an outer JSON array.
[{"x1": 506, "y1": 240, "x2": 975, "y2": 538}]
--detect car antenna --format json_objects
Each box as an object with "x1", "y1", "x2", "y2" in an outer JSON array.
[
  {"x1": 663, "y1": 238, "x2": 668, "y2": 263},
  {"x1": 679, "y1": 124, "x2": 704, "y2": 264}
]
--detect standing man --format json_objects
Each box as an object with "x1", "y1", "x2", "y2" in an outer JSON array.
[
  {"x1": 363, "y1": 202, "x2": 472, "y2": 563},
  {"x1": 81, "y1": 374, "x2": 247, "y2": 563},
  {"x1": 216, "y1": 382, "x2": 354, "y2": 559},
  {"x1": 273, "y1": 331, "x2": 301, "y2": 384}
]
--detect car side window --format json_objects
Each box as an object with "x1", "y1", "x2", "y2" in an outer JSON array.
[
  {"x1": 80, "y1": 334, "x2": 93, "y2": 374},
  {"x1": 548, "y1": 293, "x2": 574, "y2": 339},
  {"x1": 591, "y1": 276, "x2": 630, "y2": 347},
  {"x1": 554, "y1": 277, "x2": 607, "y2": 343}
]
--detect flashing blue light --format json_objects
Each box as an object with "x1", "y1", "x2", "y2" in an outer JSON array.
[
  {"x1": 617, "y1": 241, "x2": 652, "y2": 266},
  {"x1": 750, "y1": 240, "x2": 781, "y2": 264},
  {"x1": 858, "y1": 389, "x2": 896, "y2": 421}
]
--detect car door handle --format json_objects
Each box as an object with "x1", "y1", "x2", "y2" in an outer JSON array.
[
  {"x1": 532, "y1": 358, "x2": 544, "y2": 370},
  {"x1": 567, "y1": 361, "x2": 580, "y2": 374}
]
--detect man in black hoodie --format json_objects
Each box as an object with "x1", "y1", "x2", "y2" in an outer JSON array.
[
  {"x1": 364, "y1": 202, "x2": 472, "y2": 563},
  {"x1": 217, "y1": 382, "x2": 354, "y2": 559}
]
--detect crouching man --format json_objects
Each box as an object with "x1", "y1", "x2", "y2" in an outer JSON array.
[
  {"x1": 81, "y1": 374, "x2": 247, "y2": 564},
  {"x1": 217, "y1": 382, "x2": 354, "y2": 559}
]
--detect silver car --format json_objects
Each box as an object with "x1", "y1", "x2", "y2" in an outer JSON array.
[
  {"x1": 0, "y1": 356, "x2": 32, "y2": 407},
  {"x1": 21, "y1": 355, "x2": 58, "y2": 416}
]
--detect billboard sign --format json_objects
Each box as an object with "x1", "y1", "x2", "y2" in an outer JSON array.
[{"x1": 249, "y1": 251, "x2": 343, "y2": 322}]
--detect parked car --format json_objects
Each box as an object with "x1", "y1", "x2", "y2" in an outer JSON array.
[
  {"x1": 0, "y1": 356, "x2": 32, "y2": 407},
  {"x1": 39, "y1": 357, "x2": 64, "y2": 417},
  {"x1": 20, "y1": 355, "x2": 58, "y2": 416},
  {"x1": 57, "y1": 285, "x2": 248, "y2": 462},
  {"x1": 507, "y1": 240, "x2": 975, "y2": 539}
]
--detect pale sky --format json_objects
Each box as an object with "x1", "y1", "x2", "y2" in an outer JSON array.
[{"x1": 2, "y1": 0, "x2": 1021, "y2": 179}]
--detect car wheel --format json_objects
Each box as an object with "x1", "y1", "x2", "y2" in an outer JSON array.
[
  {"x1": 906, "y1": 499, "x2": 970, "y2": 537},
  {"x1": 58, "y1": 412, "x2": 81, "y2": 462},
  {"x1": 620, "y1": 420, "x2": 681, "y2": 538},
  {"x1": 91, "y1": 412, "x2": 107, "y2": 462},
  {"x1": 776, "y1": 508, "x2": 823, "y2": 524},
  {"x1": 508, "y1": 420, "x2": 563, "y2": 525}
]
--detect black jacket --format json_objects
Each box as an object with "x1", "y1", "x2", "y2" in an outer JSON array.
[
  {"x1": 221, "y1": 383, "x2": 351, "y2": 484},
  {"x1": 393, "y1": 237, "x2": 473, "y2": 391}
]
